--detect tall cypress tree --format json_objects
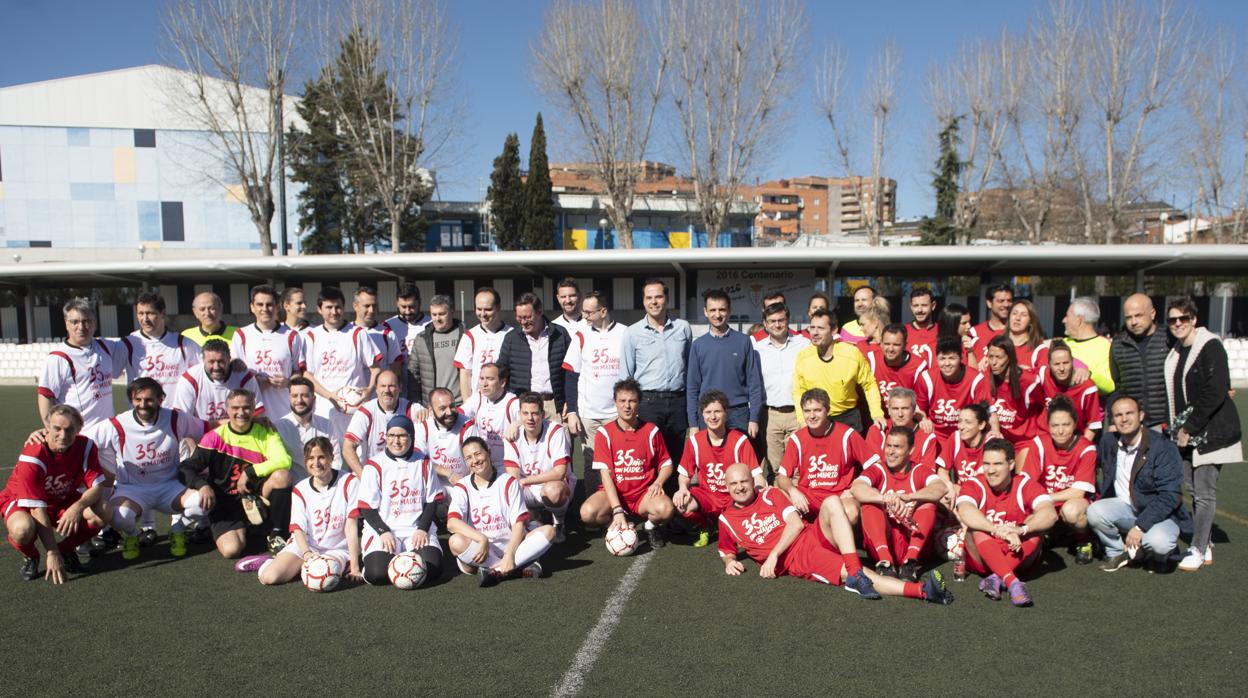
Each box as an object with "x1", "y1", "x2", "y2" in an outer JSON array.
[
  {"x1": 288, "y1": 68, "x2": 350, "y2": 254},
  {"x1": 488, "y1": 133, "x2": 525, "y2": 250},
  {"x1": 521, "y1": 113, "x2": 556, "y2": 250},
  {"x1": 919, "y1": 117, "x2": 962, "y2": 245}
]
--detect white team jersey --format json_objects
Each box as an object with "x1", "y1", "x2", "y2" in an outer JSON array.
[
  {"x1": 424, "y1": 413, "x2": 480, "y2": 483},
  {"x1": 502, "y1": 420, "x2": 573, "y2": 484},
  {"x1": 448, "y1": 472, "x2": 527, "y2": 547},
  {"x1": 291, "y1": 470, "x2": 358, "y2": 553},
  {"x1": 276, "y1": 411, "x2": 343, "y2": 477},
  {"x1": 38, "y1": 339, "x2": 121, "y2": 429},
  {"x1": 119, "y1": 331, "x2": 201, "y2": 406},
  {"x1": 170, "y1": 365, "x2": 264, "y2": 422},
  {"x1": 383, "y1": 314, "x2": 432, "y2": 363},
  {"x1": 366, "y1": 324, "x2": 404, "y2": 369},
  {"x1": 91, "y1": 408, "x2": 207, "y2": 485},
  {"x1": 562, "y1": 322, "x2": 627, "y2": 420},
  {"x1": 551, "y1": 314, "x2": 587, "y2": 336},
  {"x1": 459, "y1": 391, "x2": 519, "y2": 468},
  {"x1": 453, "y1": 323, "x2": 513, "y2": 392},
  {"x1": 305, "y1": 322, "x2": 380, "y2": 393},
  {"x1": 356, "y1": 447, "x2": 441, "y2": 536},
  {"x1": 344, "y1": 397, "x2": 424, "y2": 465},
  {"x1": 231, "y1": 323, "x2": 305, "y2": 419}
]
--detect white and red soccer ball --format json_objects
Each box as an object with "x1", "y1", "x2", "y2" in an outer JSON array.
[
  {"x1": 604, "y1": 524, "x2": 639, "y2": 557},
  {"x1": 387, "y1": 551, "x2": 427, "y2": 589},
  {"x1": 337, "y1": 387, "x2": 368, "y2": 414},
  {"x1": 939, "y1": 525, "x2": 966, "y2": 562},
  {"x1": 300, "y1": 554, "x2": 343, "y2": 593}
]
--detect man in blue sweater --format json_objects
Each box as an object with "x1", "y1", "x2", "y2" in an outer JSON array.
[{"x1": 687, "y1": 289, "x2": 763, "y2": 439}]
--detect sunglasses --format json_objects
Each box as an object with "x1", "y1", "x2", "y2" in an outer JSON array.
[{"x1": 1167, "y1": 314, "x2": 1194, "y2": 326}]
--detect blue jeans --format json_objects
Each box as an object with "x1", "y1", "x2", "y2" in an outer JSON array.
[{"x1": 1086, "y1": 497, "x2": 1180, "y2": 558}]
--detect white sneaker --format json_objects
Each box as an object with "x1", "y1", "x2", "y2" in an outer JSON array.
[
  {"x1": 1178, "y1": 548, "x2": 1204, "y2": 572},
  {"x1": 1204, "y1": 543, "x2": 1213, "y2": 566}
]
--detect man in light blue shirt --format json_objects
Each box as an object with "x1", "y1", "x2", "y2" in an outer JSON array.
[{"x1": 619, "y1": 278, "x2": 692, "y2": 463}]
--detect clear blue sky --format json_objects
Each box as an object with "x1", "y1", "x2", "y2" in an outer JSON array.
[{"x1": 3, "y1": 0, "x2": 1245, "y2": 218}]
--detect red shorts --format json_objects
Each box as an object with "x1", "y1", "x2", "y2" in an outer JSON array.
[
  {"x1": 602, "y1": 485, "x2": 649, "y2": 516},
  {"x1": 689, "y1": 486, "x2": 732, "y2": 518},
  {"x1": 779, "y1": 525, "x2": 844, "y2": 586},
  {"x1": 794, "y1": 485, "x2": 849, "y2": 521},
  {"x1": 1, "y1": 494, "x2": 69, "y2": 522}
]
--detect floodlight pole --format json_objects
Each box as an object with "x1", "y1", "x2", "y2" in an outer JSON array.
[{"x1": 276, "y1": 73, "x2": 289, "y2": 257}]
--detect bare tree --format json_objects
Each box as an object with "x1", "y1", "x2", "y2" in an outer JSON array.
[
  {"x1": 1084, "y1": 0, "x2": 1192, "y2": 243},
  {"x1": 163, "y1": 0, "x2": 299, "y2": 256},
  {"x1": 533, "y1": 0, "x2": 669, "y2": 249},
  {"x1": 928, "y1": 39, "x2": 1008, "y2": 244},
  {"x1": 991, "y1": 1, "x2": 1085, "y2": 245},
  {"x1": 318, "y1": 0, "x2": 456, "y2": 253},
  {"x1": 1184, "y1": 28, "x2": 1239, "y2": 244},
  {"x1": 662, "y1": 0, "x2": 803, "y2": 248},
  {"x1": 818, "y1": 41, "x2": 900, "y2": 246}
]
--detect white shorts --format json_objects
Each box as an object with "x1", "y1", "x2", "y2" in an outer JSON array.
[
  {"x1": 521, "y1": 475, "x2": 576, "y2": 510},
  {"x1": 278, "y1": 540, "x2": 349, "y2": 568},
  {"x1": 361, "y1": 526, "x2": 442, "y2": 557},
  {"x1": 113, "y1": 480, "x2": 188, "y2": 515},
  {"x1": 456, "y1": 540, "x2": 507, "y2": 573}
]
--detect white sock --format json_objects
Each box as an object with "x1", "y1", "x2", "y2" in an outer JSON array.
[
  {"x1": 257, "y1": 558, "x2": 274, "y2": 579},
  {"x1": 514, "y1": 532, "x2": 551, "y2": 569},
  {"x1": 644, "y1": 520, "x2": 655, "y2": 531},
  {"x1": 457, "y1": 542, "x2": 482, "y2": 568},
  {"x1": 181, "y1": 492, "x2": 205, "y2": 519},
  {"x1": 113, "y1": 504, "x2": 139, "y2": 535}
]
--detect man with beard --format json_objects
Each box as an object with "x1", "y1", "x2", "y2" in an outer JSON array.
[
  {"x1": 275, "y1": 377, "x2": 341, "y2": 479},
  {"x1": 171, "y1": 339, "x2": 264, "y2": 424},
  {"x1": 383, "y1": 283, "x2": 433, "y2": 403},
  {"x1": 119, "y1": 291, "x2": 201, "y2": 405},
  {"x1": 231, "y1": 285, "x2": 304, "y2": 420},
  {"x1": 906, "y1": 287, "x2": 939, "y2": 366},
  {"x1": 864, "y1": 323, "x2": 933, "y2": 414},
  {"x1": 969, "y1": 284, "x2": 1013, "y2": 361}
]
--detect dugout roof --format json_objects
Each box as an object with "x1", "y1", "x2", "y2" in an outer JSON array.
[{"x1": 0, "y1": 245, "x2": 1244, "y2": 289}]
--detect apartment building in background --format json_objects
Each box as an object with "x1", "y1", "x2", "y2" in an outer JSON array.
[{"x1": 753, "y1": 175, "x2": 897, "y2": 244}]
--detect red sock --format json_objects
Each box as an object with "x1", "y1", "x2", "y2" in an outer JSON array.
[
  {"x1": 841, "y1": 550, "x2": 863, "y2": 576},
  {"x1": 903, "y1": 581, "x2": 924, "y2": 599},
  {"x1": 904, "y1": 503, "x2": 938, "y2": 562},
  {"x1": 57, "y1": 523, "x2": 100, "y2": 554},
  {"x1": 8, "y1": 535, "x2": 38, "y2": 559},
  {"x1": 971, "y1": 532, "x2": 1023, "y2": 586},
  {"x1": 860, "y1": 504, "x2": 893, "y2": 564}
]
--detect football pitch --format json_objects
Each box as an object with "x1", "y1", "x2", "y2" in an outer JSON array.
[{"x1": 1, "y1": 386, "x2": 1246, "y2": 695}]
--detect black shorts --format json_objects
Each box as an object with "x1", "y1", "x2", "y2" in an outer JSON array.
[{"x1": 207, "y1": 493, "x2": 249, "y2": 539}]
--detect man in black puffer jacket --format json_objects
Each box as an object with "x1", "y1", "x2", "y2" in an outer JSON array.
[
  {"x1": 497, "y1": 292, "x2": 570, "y2": 420},
  {"x1": 1110, "y1": 294, "x2": 1171, "y2": 428}
]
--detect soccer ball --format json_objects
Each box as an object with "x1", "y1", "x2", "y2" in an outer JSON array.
[
  {"x1": 301, "y1": 554, "x2": 342, "y2": 593},
  {"x1": 387, "y1": 551, "x2": 427, "y2": 590},
  {"x1": 337, "y1": 387, "x2": 368, "y2": 414},
  {"x1": 604, "y1": 525, "x2": 639, "y2": 557},
  {"x1": 939, "y1": 525, "x2": 966, "y2": 562}
]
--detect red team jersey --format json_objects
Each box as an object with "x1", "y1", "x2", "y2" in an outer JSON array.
[
  {"x1": 778, "y1": 423, "x2": 877, "y2": 512},
  {"x1": 717, "y1": 487, "x2": 844, "y2": 584},
  {"x1": 969, "y1": 321, "x2": 1006, "y2": 360},
  {"x1": 38, "y1": 339, "x2": 121, "y2": 428},
  {"x1": 855, "y1": 460, "x2": 941, "y2": 498},
  {"x1": 678, "y1": 429, "x2": 760, "y2": 495},
  {"x1": 907, "y1": 323, "x2": 938, "y2": 367},
  {"x1": 290, "y1": 470, "x2": 358, "y2": 553},
  {"x1": 1020, "y1": 433, "x2": 1097, "y2": 499},
  {"x1": 956, "y1": 474, "x2": 1052, "y2": 527},
  {"x1": 119, "y1": 331, "x2": 201, "y2": 406},
  {"x1": 864, "y1": 424, "x2": 944, "y2": 470},
  {"x1": 864, "y1": 350, "x2": 932, "y2": 412},
  {"x1": 1, "y1": 436, "x2": 106, "y2": 518},
  {"x1": 231, "y1": 324, "x2": 305, "y2": 419},
  {"x1": 1036, "y1": 366, "x2": 1103, "y2": 434},
  {"x1": 448, "y1": 473, "x2": 528, "y2": 547},
  {"x1": 941, "y1": 434, "x2": 986, "y2": 483},
  {"x1": 592, "y1": 421, "x2": 672, "y2": 512},
  {"x1": 171, "y1": 365, "x2": 265, "y2": 422},
  {"x1": 984, "y1": 370, "x2": 1043, "y2": 444},
  {"x1": 927, "y1": 370, "x2": 992, "y2": 439}
]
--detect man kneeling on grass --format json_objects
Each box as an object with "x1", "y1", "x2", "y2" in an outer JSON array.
[
  {"x1": 716, "y1": 463, "x2": 954, "y2": 604},
  {"x1": 956, "y1": 438, "x2": 1057, "y2": 607}
]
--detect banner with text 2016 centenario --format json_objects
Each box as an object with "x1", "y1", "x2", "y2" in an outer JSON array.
[{"x1": 696, "y1": 268, "x2": 818, "y2": 323}]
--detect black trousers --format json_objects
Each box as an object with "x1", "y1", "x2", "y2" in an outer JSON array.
[{"x1": 639, "y1": 391, "x2": 689, "y2": 467}]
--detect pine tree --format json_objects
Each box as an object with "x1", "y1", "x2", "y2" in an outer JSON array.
[
  {"x1": 521, "y1": 113, "x2": 556, "y2": 250},
  {"x1": 919, "y1": 117, "x2": 963, "y2": 245},
  {"x1": 488, "y1": 133, "x2": 525, "y2": 250},
  {"x1": 288, "y1": 68, "x2": 350, "y2": 254}
]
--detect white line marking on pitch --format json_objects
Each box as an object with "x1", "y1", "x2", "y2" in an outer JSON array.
[{"x1": 551, "y1": 552, "x2": 654, "y2": 698}]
